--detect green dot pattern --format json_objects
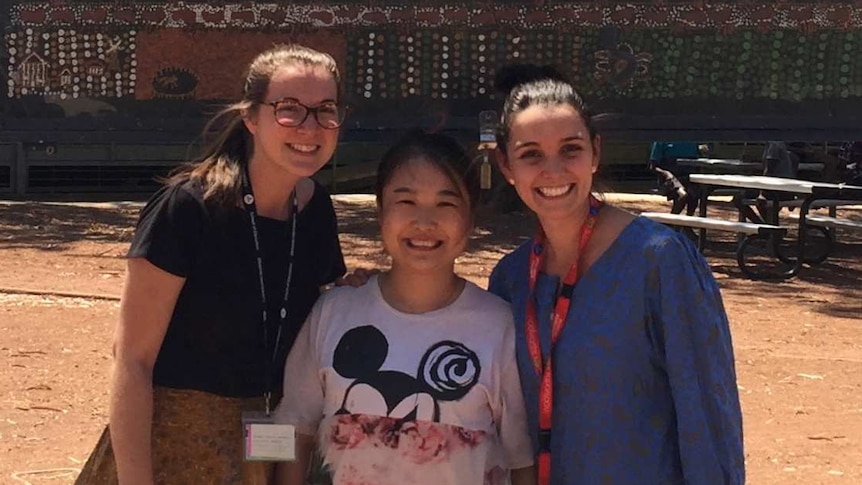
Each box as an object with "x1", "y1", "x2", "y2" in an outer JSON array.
[{"x1": 345, "y1": 28, "x2": 861, "y2": 101}]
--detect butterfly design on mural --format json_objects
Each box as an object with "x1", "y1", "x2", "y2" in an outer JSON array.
[{"x1": 594, "y1": 26, "x2": 653, "y2": 91}]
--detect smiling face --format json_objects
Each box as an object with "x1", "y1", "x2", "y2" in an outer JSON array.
[
  {"x1": 498, "y1": 103, "x2": 600, "y2": 225},
  {"x1": 378, "y1": 157, "x2": 472, "y2": 276},
  {"x1": 243, "y1": 63, "x2": 340, "y2": 179}
]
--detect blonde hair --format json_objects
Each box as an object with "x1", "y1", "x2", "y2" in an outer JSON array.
[{"x1": 169, "y1": 44, "x2": 341, "y2": 206}]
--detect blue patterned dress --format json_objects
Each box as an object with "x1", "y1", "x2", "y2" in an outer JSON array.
[{"x1": 488, "y1": 216, "x2": 744, "y2": 485}]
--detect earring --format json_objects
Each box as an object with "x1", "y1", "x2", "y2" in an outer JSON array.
[{"x1": 507, "y1": 178, "x2": 515, "y2": 184}]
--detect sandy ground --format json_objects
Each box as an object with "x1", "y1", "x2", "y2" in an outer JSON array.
[{"x1": 1, "y1": 194, "x2": 860, "y2": 484}]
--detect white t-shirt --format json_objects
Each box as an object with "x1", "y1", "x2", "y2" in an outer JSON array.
[{"x1": 275, "y1": 275, "x2": 533, "y2": 485}]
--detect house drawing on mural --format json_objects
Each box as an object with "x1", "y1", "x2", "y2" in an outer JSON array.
[
  {"x1": 59, "y1": 68, "x2": 73, "y2": 86},
  {"x1": 19, "y1": 52, "x2": 49, "y2": 88}
]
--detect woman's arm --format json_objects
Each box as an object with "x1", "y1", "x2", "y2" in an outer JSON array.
[
  {"x1": 494, "y1": 313, "x2": 536, "y2": 485},
  {"x1": 109, "y1": 258, "x2": 184, "y2": 485},
  {"x1": 272, "y1": 298, "x2": 327, "y2": 485},
  {"x1": 652, "y1": 238, "x2": 745, "y2": 485},
  {"x1": 273, "y1": 433, "x2": 316, "y2": 485}
]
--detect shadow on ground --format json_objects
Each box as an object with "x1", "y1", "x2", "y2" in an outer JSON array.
[
  {"x1": 3, "y1": 197, "x2": 860, "y2": 322},
  {"x1": 0, "y1": 202, "x2": 140, "y2": 250}
]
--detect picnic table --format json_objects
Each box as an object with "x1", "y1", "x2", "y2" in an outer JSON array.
[
  {"x1": 690, "y1": 174, "x2": 862, "y2": 278},
  {"x1": 642, "y1": 174, "x2": 862, "y2": 279}
]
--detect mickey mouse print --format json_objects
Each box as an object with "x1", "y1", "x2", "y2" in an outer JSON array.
[
  {"x1": 274, "y1": 276, "x2": 534, "y2": 485},
  {"x1": 333, "y1": 325, "x2": 481, "y2": 422}
]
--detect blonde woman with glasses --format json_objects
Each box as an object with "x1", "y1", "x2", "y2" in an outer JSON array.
[{"x1": 76, "y1": 44, "x2": 350, "y2": 485}]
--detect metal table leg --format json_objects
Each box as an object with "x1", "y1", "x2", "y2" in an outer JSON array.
[{"x1": 696, "y1": 185, "x2": 712, "y2": 251}]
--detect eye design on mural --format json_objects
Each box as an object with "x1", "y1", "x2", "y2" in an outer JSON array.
[
  {"x1": 152, "y1": 67, "x2": 199, "y2": 98},
  {"x1": 333, "y1": 325, "x2": 481, "y2": 423}
]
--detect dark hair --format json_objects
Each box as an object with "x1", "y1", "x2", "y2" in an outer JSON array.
[
  {"x1": 375, "y1": 130, "x2": 480, "y2": 217},
  {"x1": 494, "y1": 64, "x2": 596, "y2": 154},
  {"x1": 168, "y1": 44, "x2": 341, "y2": 207}
]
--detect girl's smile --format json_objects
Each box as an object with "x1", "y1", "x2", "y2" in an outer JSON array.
[
  {"x1": 499, "y1": 104, "x2": 599, "y2": 224},
  {"x1": 378, "y1": 157, "x2": 472, "y2": 275}
]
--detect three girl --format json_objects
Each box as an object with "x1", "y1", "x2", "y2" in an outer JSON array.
[{"x1": 86, "y1": 40, "x2": 743, "y2": 485}]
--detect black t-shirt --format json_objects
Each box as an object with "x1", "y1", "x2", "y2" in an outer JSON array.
[{"x1": 127, "y1": 179, "x2": 346, "y2": 397}]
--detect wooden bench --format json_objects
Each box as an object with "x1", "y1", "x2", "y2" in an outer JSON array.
[
  {"x1": 641, "y1": 212, "x2": 789, "y2": 279},
  {"x1": 739, "y1": 198, "x2": 856, "y2": 208},
  {"x1": 738, "y1": 198, "x2": 859, "y2": 216},
  {"x1": 640, "y1": 212, "x2": 786, "y2": 237},
  {"x1": 759, "y1": 213, "x2": 862, "y2": 267},
  {"x1": 786, "y1": 213, "x2": 862, "y2": 231}
]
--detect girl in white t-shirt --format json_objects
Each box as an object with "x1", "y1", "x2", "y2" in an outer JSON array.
[{"x1": 274, "y1": 131, "x2": 535, "y2": 485}]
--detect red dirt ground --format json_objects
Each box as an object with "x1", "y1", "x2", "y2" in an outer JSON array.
[{"x1": 1, "y1": 194, "x2": 860, "y2": 484}]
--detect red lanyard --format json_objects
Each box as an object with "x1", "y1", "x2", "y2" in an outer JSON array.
[{"x1": 526, "y1": 195, "x2": 601, "y2": 485}]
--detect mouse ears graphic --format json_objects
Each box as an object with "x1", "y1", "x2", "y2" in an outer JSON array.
[
  {"x1": 418, "y1": 341, "x2": 481, "y2": 401},
  {"x1": 333, "y1": 325, "x2": 389, "y2": 380},
  {"x1": 333, "y1": 326, "x2": 481, "y2": 405}
]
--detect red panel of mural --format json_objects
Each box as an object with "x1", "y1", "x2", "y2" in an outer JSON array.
[{"x1": 135, "y1": 30, "x2": 347, "y2": 100}]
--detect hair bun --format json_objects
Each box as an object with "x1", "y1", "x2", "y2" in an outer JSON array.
[{"x1": 494, "y1": 64, "x2": 568, "y2": 94}]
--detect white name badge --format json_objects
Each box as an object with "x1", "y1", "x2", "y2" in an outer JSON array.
[{"x1": 242, "y1": 411, "x2": 296, "y2": 462}]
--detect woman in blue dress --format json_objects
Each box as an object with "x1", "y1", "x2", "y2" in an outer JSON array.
[{"x1": 487, "y1": 65, "x2": 745, "y2": 485}]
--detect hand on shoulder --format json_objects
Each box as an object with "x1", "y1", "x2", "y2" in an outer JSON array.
[{"x1": 334, "y1": 267, "x2": 380, "y2": 288}]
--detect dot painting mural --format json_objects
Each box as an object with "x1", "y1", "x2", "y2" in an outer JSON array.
[
  {"x1": 9, "y1": 2, "x2": 862, "y2": 31},
  {"x1": 3, "y1": 2, "x2": 862, "y2": 125},
  {"x1": 6, "y1": 28, "x2": 137, "y2": 99},
  {"x1": 348, "y1": 31, "x2": 580, "y2": 101}
]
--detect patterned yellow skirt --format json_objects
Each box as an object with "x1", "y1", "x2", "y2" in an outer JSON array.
[{"x1": 75, "y1": 387, "x2": 275, "y2": 485}]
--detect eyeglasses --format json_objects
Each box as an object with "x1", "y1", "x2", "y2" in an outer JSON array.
[{"x1": 262, "y1": 98, "x2": 346, "y2": 129}]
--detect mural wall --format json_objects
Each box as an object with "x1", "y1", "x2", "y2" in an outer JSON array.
[{"x1": 3, "y1": 1, "x2": 862, "y2": 139}]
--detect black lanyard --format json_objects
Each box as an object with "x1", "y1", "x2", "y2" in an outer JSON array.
[{"x1": 241, "y1": 165, "x2": 298, "y2": 415}]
